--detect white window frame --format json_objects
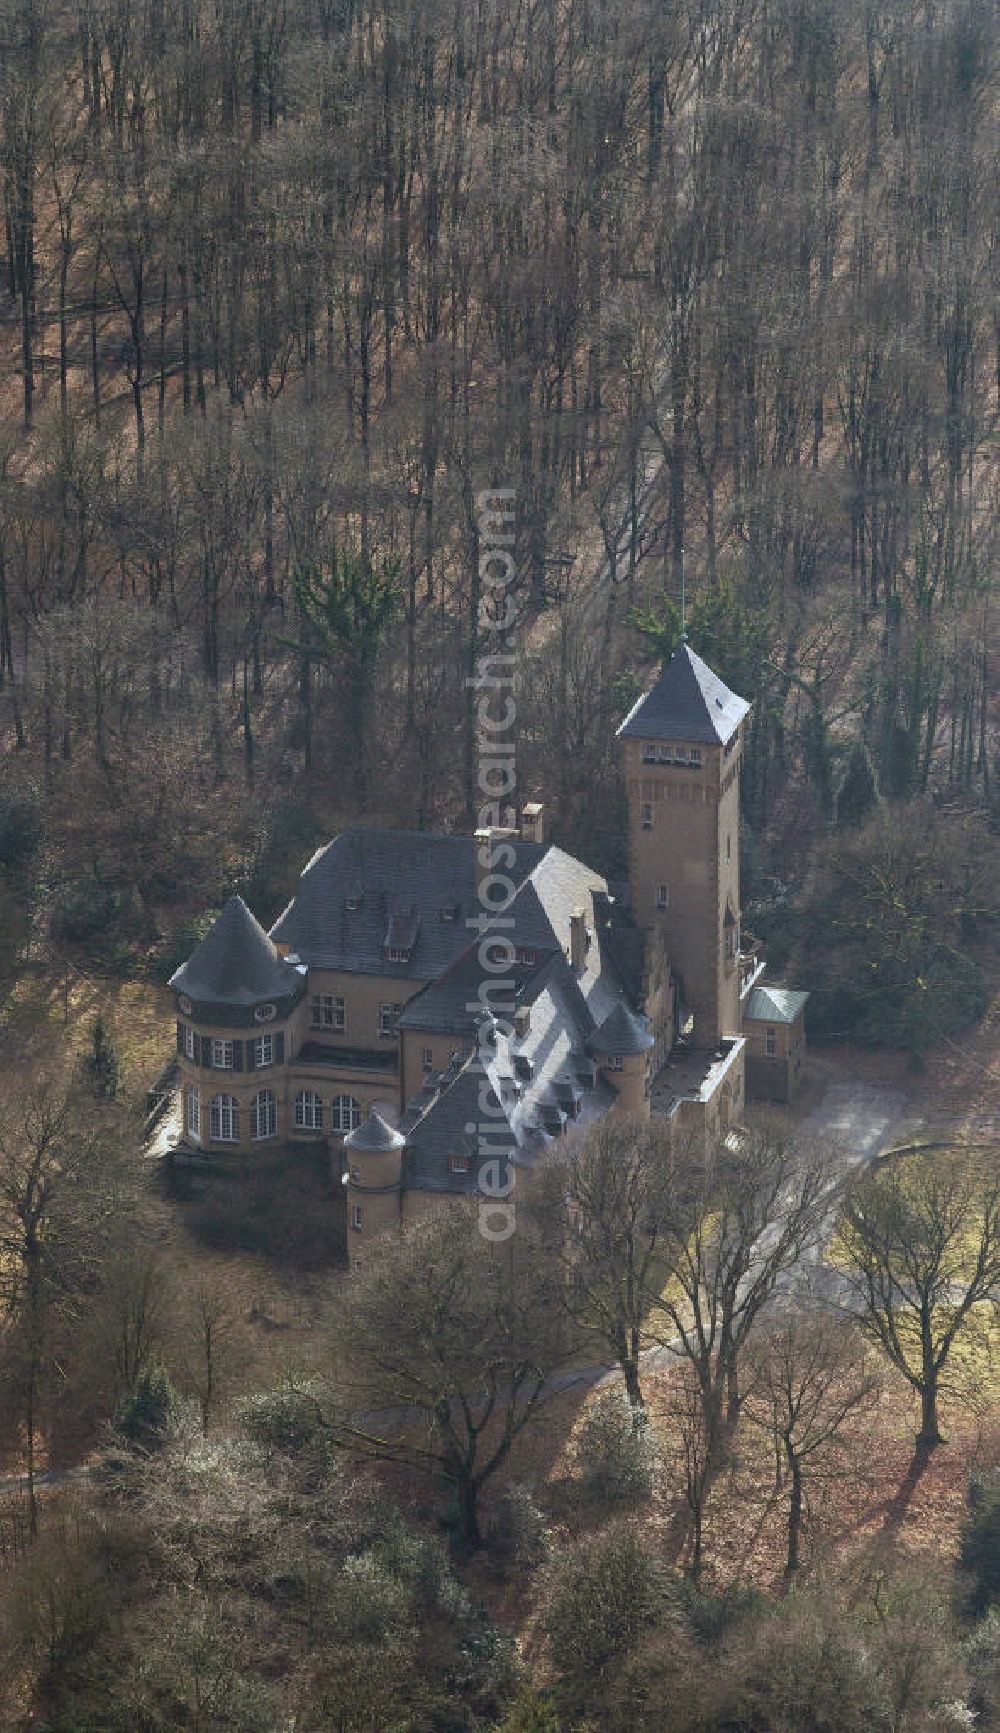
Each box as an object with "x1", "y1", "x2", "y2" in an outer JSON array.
[
  {"x1": 421, "y1": 1046, "x2": 434, "y2": 1072},
  {"x1": 386, "y1": 947, "x2": 410, "y2": 965},
  {"x1": 251, "y1": 1089, "x2": 277, "y2": 1141},
  {"x1": 331, "y1": 1094, "x2": 362, "y2": 1133},
  {"x1": 294, "y1": 1090, "x2": 323, "y2": 1131},
  {"x1": 210, "y1": 1094, "x2": 238, "y2": 1142},
  {"x1": 689, "y1": 747, "x2": 702, "y2": 767},
  {"x1": 185, "y1": 1026, "x2": 197, "y2": 1061},
  {"x1": 449, "y1": 1153, "x2": 471, "y2": 1175},
  {"x1": 211, "y1": 1039, "x2": 234, "y2": 1070},
  {"x1": 607, "y1": 1056, "x2": 624, "y2": 1072},
  {"x1": 253, "y1": 1034, "x2": 273, "y2": 1068},
  {"x1": 641, "y1": 803, "x2": 653, "y2": 831},
  {"x1": 378, "y1": 1002, "x2": 402, "y2": 1038},
  {"x1": 310, "y1": 994, "x2": 345, "y2": 1031},
  {"x1": 186, "y1": 1086, "x2": 201, "y2": 1140}
]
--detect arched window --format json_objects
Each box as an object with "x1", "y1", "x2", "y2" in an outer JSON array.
[
  {"x1": 210, "y1": 1094, "x2": 238, "y2": 1142},
  {"x1": 294, "y1": 1090, "x2": 323, "y2": 1131},
  {"x1": 186, "y1": 1086, "x2": 201, "y2": 1140},
  {"x1": 252, "y1": 1090, "x2": 276, "y2": 1141},
  {"x1": 330, "y1": 1094, "x2": 361, "y2": 1133}
]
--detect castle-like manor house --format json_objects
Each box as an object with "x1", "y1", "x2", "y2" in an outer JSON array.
[{"x1": 170, "y1": 647, "x2": 808, "y2": 1258}]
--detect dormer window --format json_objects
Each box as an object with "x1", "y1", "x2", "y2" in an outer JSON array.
[
  {"x1": 689, "y1": 747, "x2": 702, "y2": 767},
  {"x1": 518, "y1": 948, "x2": 540, "y2": 967},
  {"x1": 384, "y1": 906, "x2": 419, "y2": 967},
  {"x1": 657, "y1": 744, "x2": 672, "y2": 763},
  {"x1": 642, "y1": 743, "x2": 656, "y2": 762},
  {"x1": 674, "y1": 746, "x2": 687, "y2": 763},
  {"x1": 345, "y1": 883, "x2": 364, "y2": 912},
  {"x1": 439, "y1": 898, "x2": 460, "y2": 922}
]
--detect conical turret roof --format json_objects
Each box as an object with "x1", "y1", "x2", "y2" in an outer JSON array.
[
  {"x1": 170, "y1": 895, "x2": 300, "y2": 1008},
  {"x1": 589, "y1": 1001, "x2": 655, "y2": 1056},
  {"x1": 617, "y1": 644, "x2": 749, "y2": 745},
  {"x1": 344, "y1": 1109, "x2": 407, "y2": 1154}
]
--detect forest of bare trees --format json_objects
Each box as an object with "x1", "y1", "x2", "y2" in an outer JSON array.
[{"x1": 0, "y1": 0, "x2": 993, "y2": 1028}]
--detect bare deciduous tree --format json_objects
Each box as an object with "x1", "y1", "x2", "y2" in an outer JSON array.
[
  {"x1": 326, "y1": 1203, "x2": 572, "y2": 1550},
  {"x1": 744, "y1": 1312, "x2": 879, "y2": 1574},
  {"x1": 838, "y1": 1144, "x2": 1000, "y2": 1449}
]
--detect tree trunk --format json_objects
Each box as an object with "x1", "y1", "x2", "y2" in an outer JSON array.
[
  {"x1": 917, "y1": 1378, "x2": 943, "y2": 1450},
  {"x1": 623, "y1": 1356, "x2": 644, "y2": 1414},
  {"x1": 785, "y1": 1441, "x2": 802, "y2": 1574},
  {"x1": 456, "y1": 1472, "x2": 481, "y2": 1550}
]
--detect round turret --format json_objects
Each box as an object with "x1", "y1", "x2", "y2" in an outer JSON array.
[
  {"x1": 343, "y1": 1109, "x2": 407, "y2": 1261},
  {"x1": 170, "y1": 895, "x2": 303, "y2": 1153}
]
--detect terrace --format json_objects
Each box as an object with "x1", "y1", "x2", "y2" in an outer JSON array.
[{"x1": 650, "y1": 1035, "x2": 745, "y2": 1118}]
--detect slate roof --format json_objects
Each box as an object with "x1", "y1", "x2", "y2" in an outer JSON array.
[
  {"x1": 397, "y1": 939, "x2": 554, "y2": 1035},
  {"x1": 519, "y1": 849, "x2": 628, "y2": 1027},
  {"x1": 345, "y1": 1109, "x2": 407, "y2": 1153},
  {"x1": 593, "y1": 891, "x2": 647, "y2": 1005},
  {"x1": 401, "y1": 950, "x2": 619, "y2": 1194},
  {"x1": 402, "y1": 1052, "x2": 486, "y2": 1195},
  {"x1": 617, "y1": 645, "x2": 750, "y2": 746},
  {"x1": 589, "y1": 1001, "x2": 655, "y2": 1056},
  {"x1": 269, "y1": 825, "x2": 546, "y2": 977},
  {"x1": 399, "y1": 849, "x2": 648, "y2": 1063},
  {"x1": 170, "y1": 896, "x2": 302, "y2": 1008},
  {"x1": 744, "y1": 985, "x2": 810, "y2": 1025}
]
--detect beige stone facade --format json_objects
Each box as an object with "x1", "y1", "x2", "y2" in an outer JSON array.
[{"x1": 621, "y1": 728, "x2": 743, "y2": 1048}]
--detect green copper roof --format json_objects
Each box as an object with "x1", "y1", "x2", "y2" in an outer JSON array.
[{"x1": 744, "y1": 986, "x2": 810, "y2": 1025}]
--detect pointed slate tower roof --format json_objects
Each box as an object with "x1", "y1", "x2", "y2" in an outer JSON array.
[
  {"x1": 589, "y1": 1001, "x2": 655, "y2": 1057},
  {"x1": 344, "y1": 1109, "x2": 407, "y2": 1154},
  {"x1": 616, "y1": 644, "x2": 750, "y2": 746},
  {"x1": 170, "y1": 895, "x2": 301, "y2": 1009}
]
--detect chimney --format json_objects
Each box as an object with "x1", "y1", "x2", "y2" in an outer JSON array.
[
  {"x1": 569, "y1": 908, "x2": 588, "y2": 973},
  {"x1": 474, "y1": 825, "x2": 518, "y2": 905},
  {"x1": 521, "y1": 801, "x2": 546, "y2": 845}
]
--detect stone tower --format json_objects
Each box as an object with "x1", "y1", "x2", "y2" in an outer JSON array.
[{"x1": 617, "y1": 644, "x2": 750, "y2": 1049}]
